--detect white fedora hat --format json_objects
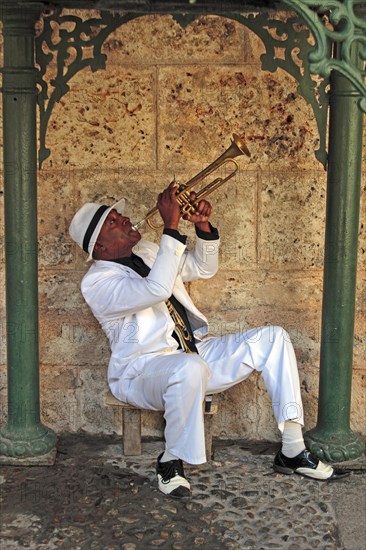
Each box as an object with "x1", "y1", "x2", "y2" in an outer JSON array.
[{"x1": 69, "y1": 197, "x2": 126, "y2": 261}]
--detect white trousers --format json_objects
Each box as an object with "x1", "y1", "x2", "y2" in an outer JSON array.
[{"x1": 110, "y1": 326, "x2": 304, "y2": 464}]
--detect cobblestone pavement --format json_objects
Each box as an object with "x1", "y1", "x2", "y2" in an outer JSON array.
[{"x1": 1, "y1": 434, "x2": 365, "y2": 550}]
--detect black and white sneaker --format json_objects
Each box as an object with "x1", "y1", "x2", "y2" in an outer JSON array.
[{"x1": 156, "y1": 452, "x2": 191, "y2": 498}]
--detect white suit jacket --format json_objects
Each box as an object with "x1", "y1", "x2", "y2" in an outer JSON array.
[{"x1": 81, "y1": 232, "x2": 220, "y2": 384}]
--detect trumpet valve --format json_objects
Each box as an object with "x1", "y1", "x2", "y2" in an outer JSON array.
[{"x1": 177, "y1": 188, "x2": 196, "y2": 216}]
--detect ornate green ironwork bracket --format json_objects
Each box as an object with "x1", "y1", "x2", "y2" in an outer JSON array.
[
  {"x1": 36, "y1": 1, "x2": 365, "y2": 169},
  {"x1": 36, "y1": 8, "x2": 139, "y2": 168},
  {"x1": 282, "y1": 0, "x2": 366, "y2": 110},
  {"x1": 226, "y1": 11, "x2": 330, "y2": 167}
]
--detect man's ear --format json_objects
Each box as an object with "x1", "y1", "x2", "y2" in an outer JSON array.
[{"x1": 93, "y1": 240, "x2": 104, "y2": 259}]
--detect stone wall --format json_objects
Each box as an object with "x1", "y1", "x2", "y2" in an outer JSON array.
[{"x1": 0, "y1": 11, "x2": 365, "y2": 444}]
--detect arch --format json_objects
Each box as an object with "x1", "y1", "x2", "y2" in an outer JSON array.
[{"x1": 36, "y1": 2, "x2": 365, "y2": 168}]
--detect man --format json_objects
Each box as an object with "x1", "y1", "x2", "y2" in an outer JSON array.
[{"x1": 69, "y1": 182, "x2": 348, "y2": 498}]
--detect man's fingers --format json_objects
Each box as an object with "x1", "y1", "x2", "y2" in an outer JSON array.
[
  {"x1": 159, "y1": 185, "x2": 176, "y2": 202},
  {"x1": 169, "y1": 181, "x2": 178, "y2": 191},
  {"x1": 196, "y1": 200, "x2": 211, "y2": 216}
]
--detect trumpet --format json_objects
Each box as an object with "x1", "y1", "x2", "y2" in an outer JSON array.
[{"x1": 132, "y1": 133, "x2": 251, "y2": 230}]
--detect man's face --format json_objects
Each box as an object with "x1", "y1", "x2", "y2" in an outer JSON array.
[{"x1": 94, "y1": 209, "x2": 141, "y2": 259}]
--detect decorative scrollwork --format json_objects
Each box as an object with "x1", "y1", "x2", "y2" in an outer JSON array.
[
  {"x1": 282, "y1": 0, "x2": 366, "y2": 110},
  {"x1": 35, "y1": 2, "x2": 364, "y2": 169},
  {"x1": 36, "y1": 8, "x2": 138, "y2": 168}
]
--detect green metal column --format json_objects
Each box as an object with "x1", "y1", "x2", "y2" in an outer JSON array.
[
  {"x1": 0, "y1": 7, "x2": 57, "y2": 462},
  {"x1": 304, "y1": 37, "x2": 365, "y2": 462}
]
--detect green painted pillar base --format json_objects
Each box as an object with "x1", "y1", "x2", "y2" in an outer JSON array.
[
  {"x1": 305, "y1": 429, "x2": 365, "y2": 463},
  {"x1": 0, "y1": 424, "x2": 57, "y2": 463}
]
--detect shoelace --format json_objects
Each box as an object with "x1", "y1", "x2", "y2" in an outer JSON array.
[{"x1": 159, "y1": 459, "x2": 185, "y2": 482}]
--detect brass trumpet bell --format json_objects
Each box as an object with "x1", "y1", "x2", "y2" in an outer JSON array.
[{"x1": 133, "y1": 133, "x2": 251, "y2": 230}]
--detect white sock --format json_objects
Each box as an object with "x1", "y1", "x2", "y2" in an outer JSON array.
[
  {"x1": 281, "y1": 421, "x2": 306, "y2": 458},
  {"x1": 160, "y1": 450, "x2": 179, "y2": 463}
]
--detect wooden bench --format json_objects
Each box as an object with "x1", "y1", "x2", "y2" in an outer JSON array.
[{"x1": 104, "y1": 391, "x2": 218, "y2": 459}]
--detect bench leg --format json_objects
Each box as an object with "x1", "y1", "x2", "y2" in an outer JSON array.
[
  {"x1": 204, "y1": 415, "x2": 214, "y2": 462},
  {"x1": 123, "y1": 409, "x2": 142, "y2": 455}
]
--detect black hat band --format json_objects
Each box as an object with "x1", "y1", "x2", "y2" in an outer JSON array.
[{"x1": 82, "y1": 205, "x2": 109, "y2": 253}]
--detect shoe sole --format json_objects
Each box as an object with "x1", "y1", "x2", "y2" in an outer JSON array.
[
  {"x1": 157, "y1": 488, "x2": 192, "y2": 499},
  {"x1": 273, "y1": 464, "x2": 294, "y2": 475},
  {"x1": 273, "y1": 464, "x2": 350, "y2": 481},
  {"x1": 165, "y1": 492, "x2": 192, "y2": 500}
]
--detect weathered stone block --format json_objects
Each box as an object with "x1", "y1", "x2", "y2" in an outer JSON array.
[
  {"x1": 75, "y1": 365, "x2": 115, "y2": 433},
  {"x1": 40, "y1": 390, "x2": 80, "y2": 433},
  {"x1": 158, "y1": 66, "x2": 319, "y2": 171},
  {"x1": 255, "y1": 375, "x2": 282, "y2": 442},
  {"x1": 140, "y1": 409, "x2": 166, "y2": 438},
  {"x1": 297, "y1": 366, "x2": 320, "y2": 431},
  {"x1": 260, "y1": 170, "x2": 326, "y2": 268},
  {"x1": 209, "y1": 169, "x2": 257, "y2": 270},
  {"x1": 359, "y1": 171, "x2": 366, "y2": 267},
  {"x1": 0, "y1": 363, "x2": 7, "y2": 424},
  {"x1": 42, "y1": 66, "x2": 156, "y2": 170},
  {"x1": 0, "y1": 270, "x2": 5, "y2": 361},
  {"x1": 190, "y1": 270, "x2": 324, "y2": 319},
  {"x1": 39, "y1": 271, "x2": 88, "y2": 313},
  {"x1": 39, "y1": 314, "x2": 109, "y2": 367},
  {"x1": 353, "y1": 314, "x2": 366, "y2": 371},
  {"x1": 37, "y1": 168, "x2": 75, "y2": 268},
  {"x1": 350, "y1": 371, "x2": 366, "y2": 435},
  {"x1": 103, "y1": 15, "x2": 246, "y2": 65},
  {"x1": 158, "y1": 65, "x2": 266, "y2": 170},
  {"x1": 40, "y1": 364, "x2": 80, "y2": 392},
  {"x1": 213, "y1": 377, "x2": 261, "y2": 440},
  {"x1": 75, "y1": 170, "x2": 162, "y2": 222}
]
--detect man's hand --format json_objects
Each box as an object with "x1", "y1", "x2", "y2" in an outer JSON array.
[
  {"x1": 157, "y1": 182, "x2": 181, "y2": 230},
  {"x1": 184, "y1": 192, "x2": 212, "y2": 233}
]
